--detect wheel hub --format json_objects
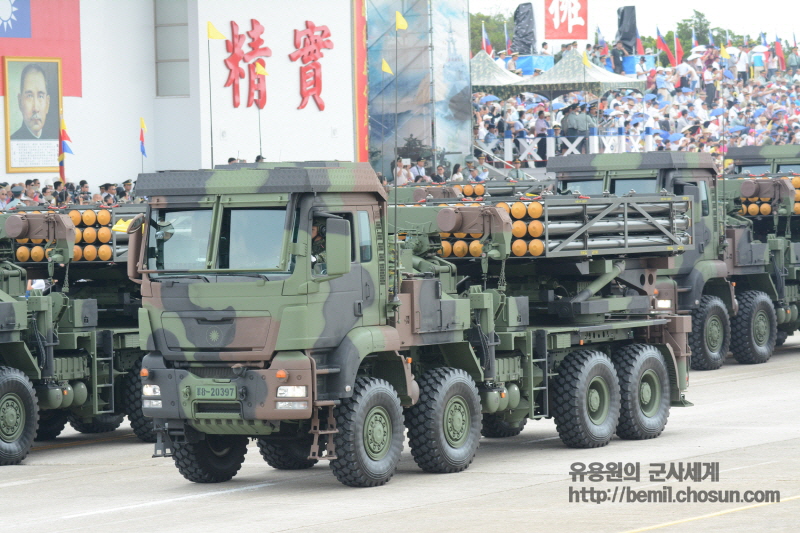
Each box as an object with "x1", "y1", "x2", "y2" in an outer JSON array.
[
  {"x1": 706, "y1": 315, "x2": 723, "y2": 352},
  {"x1": 753, "y1": 310, "x2": 769, "y2": 346},
  {"x1": 639, "y1": 369, "x2": 661, "y2": 418},
  {"x1": 364, "y1": 406, "x2": 391, "y2": 460},
  {"x1": 444, "y1": 396, "x2": 470, "y2": 448},
  {"x1": 586, "y1": 376, "x2": 610, "y2": 425},
  {"x1": 0, "y1": 393, "x2": 24, "y2": 443}
]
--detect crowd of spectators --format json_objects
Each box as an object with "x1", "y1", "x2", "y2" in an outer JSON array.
[
  {"x1": 0, "y1": 178, "x2": 141, "y2": 209},
  {"x1": 475, "y1": 44, "x2": 800, "y2": 171}
]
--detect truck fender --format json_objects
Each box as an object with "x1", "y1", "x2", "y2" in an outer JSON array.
[
  {"x1": 680, "y1": 260, "x2": 732, "y2": 312},
  {"x1": 327, "y1": 326, "x2": 405, "y2": 398}
]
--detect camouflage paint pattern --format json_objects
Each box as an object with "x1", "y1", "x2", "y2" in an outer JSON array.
[{"x1": 135, "y1": 161, "x2": 691, "y2": 467}]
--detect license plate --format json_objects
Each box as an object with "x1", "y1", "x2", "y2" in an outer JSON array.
[{"x1": 195, "y1": 385, "x2": 236, "y2": 400}]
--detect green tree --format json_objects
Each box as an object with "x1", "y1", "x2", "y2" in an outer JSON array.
[{"x1": 470, "y1": 13, "x2": 513, "y2": 56}]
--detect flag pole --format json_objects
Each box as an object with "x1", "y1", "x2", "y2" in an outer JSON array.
[
  {"x1": 258, "y1": 107, "x2": 263, "y2": 157},
  {"x1": 394, "y1": 26, "x2": 399, "y2": 163},
  {"x1": 207, "y1": 39, "x2": 215, "y2": 168},
  {"x1": 393, "y1": 23, "x2": 399, "y2": 304}
]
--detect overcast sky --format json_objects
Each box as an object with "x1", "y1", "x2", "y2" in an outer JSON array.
[{"x1": 468, "y1": 0, "x2": 799, "y2": 41}]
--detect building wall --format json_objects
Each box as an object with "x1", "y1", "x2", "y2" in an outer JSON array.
[{"x1": 0, "y1": 0, "x2": 364, "y2": 190}]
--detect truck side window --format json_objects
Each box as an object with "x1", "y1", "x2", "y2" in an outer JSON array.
[
  {"x1": 358, "y1": 211, "x2": 372, "y2": 262},
  {"x1": 699, "y1": 181, "x2": 709, "y2": 216}
]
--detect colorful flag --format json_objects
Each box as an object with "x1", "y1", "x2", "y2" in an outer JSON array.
[
  {"x1": 674, "y1": 30, "x2": 684, "y2": 65},
  {"x1": 139, "y1": 117, "x2": 147, "y2": 158},
  {"x1": 381, "y1": 58, "x2": 393, "y2": 75},
  {"x1": 596, "y1": 27, "x2": 609, "y2": 55},
  {"x1": 726, "y1": 30, "x2": 732, "y2": 47},
  {"x1": 504, "y1": 22, "x2": 511, "y2": 55},
  {"x1": 482, "y1": 21, "x2": 493, "y2": 56},
  {"x1": 395, "y1": 11, "x2": 408, "y2": 31},
  {"x1": 656, "y1": 28, "x2": 675, "y2": 67},
  {"x1": 254, "y1": 61, "x2": 268, "y2": 76},
  {"x1": 762, "y1": 33, "x2": 768, "y2": 47},
  {"x1": 207, "y1": 22, "x2": 225, "y2": 40},
  {"x1": 708, "y1": 29, "x2": 715, "y2": 46},
  {"x1": 58, "y1": 117, "x2": 73, "y2": 181},
  {"x1": 582, "y1": 51, "x2": 592, "y2": 67},
  {"x1": 720, "y1": 44, "x2": 731, "y2": 60},
  {"x1": 692, "y1": 28, "x2": 699, "y2": 47},
  {"x1": 775, "y1": 35, "x2": 786, "y2": 70},
  {"x1": 635, "y1": 30, "x2": 645, "y2": 55},
  {"x1": 794, "y1": 33, "x2": 797, "y2": 48}
]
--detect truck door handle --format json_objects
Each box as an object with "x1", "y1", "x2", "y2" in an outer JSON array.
[{"x1": 354, "y1": 301, "x2": 363, "y2": 317}]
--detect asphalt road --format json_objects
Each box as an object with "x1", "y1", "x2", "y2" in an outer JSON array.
[{"x1": 4, "y1": 339, "x2": 800, "y2": 533}]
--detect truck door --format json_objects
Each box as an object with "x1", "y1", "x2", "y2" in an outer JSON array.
[
  {"x1": 308, "y1": 210, "x2": 364, "y2": 348},
  {"x1": 356, "y1": 209, "x2": 382, "y2": 326}
]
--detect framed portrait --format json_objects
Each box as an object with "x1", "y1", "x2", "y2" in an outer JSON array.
[{"x1": 3, "y1": 57, "x2": 62, "y2": 173}]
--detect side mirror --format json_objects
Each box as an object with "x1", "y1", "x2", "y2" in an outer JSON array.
[
  {"x1": 126, "y1": 214, "x2": 145, "y2": 282},
  {"x1": 323, "y1": 217, "x2": 351, "y2": 277}
]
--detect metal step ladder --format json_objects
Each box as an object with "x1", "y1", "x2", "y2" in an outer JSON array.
[
  {"x1": 531, "y1": 330, "x2": 551, "y2": 417},
  {"x1": 92, "y1": 330, "x2": 116, "y2": 415},
  {"x1": 308, "y1": 401, "x2": 338, "y2": 460}
]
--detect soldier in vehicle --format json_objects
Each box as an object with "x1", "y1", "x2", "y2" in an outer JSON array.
[
  {"x1": 311, "y1": 219, "x2": 326, "y2": 267},
  {"x1": 507, "y1": 159, "x2": 528, "y2": 181}
]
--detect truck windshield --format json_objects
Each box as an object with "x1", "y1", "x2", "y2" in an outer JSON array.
[
  {"x1": 610, "y1": 178, "x2": 657, "y2": 194},
  {"x1": 217, "y1": 208, "x2": 287, "y2": 270},
  {"x1": 736, "y1": 164, "x2": 770, "y2": 174},
  {"x1": 147, "y1": 209, "x2": 213, "y2": 271},
  {"x1": 558, "y1": 179, "x2": 604, "y2": 195},
  {"x1": 146, "y1": 207, "x2": 289, "y2": 274},
  {"x1": 777, "y1": 164, "x2": 800, "y2": 173}
]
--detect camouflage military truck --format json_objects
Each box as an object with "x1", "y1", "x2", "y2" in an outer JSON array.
[
  {"x1": 546, "y1": 151, "x2": 800, "y2": 371},
  {"x1": 0, "y1": 205, "x2": 153, "y2": 467},
  {"x1": 132, "y1": 163, "x2": 691, "y2": 487}
]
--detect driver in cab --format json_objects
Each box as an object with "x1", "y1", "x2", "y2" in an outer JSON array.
[{"x1": 311, "y1": 219, "x2": 326, "y2": 269}]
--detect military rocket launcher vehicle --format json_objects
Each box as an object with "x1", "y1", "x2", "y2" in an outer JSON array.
[
  {"x1": 0, "y1": 205, "x2": 153, "y2": 467},
  {"x1": 545, "y1": 151, "x2": 800, "y2": 371},
  {"x1": 132, "y1": 163, "x2": 691, "y2": 488},
  {"x1": 0, "y1": 209, "x2": 154, "y2": 466}
]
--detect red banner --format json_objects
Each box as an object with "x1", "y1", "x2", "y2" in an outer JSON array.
[{"x1": 544, "y1": 0, "x2": 588, "y2": 40}]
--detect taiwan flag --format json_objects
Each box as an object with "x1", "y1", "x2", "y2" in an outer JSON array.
[
  {"x1": 674, "y1": 30, "x2": 684, "y2": 66},
  {"x1": 656, "y1": 28, "x2": 675, "y2": 67},
  {"x1": 775, "y1": 35, "x2": 786, "y2": 71},
  {"x1": 692, "y1": 28, "x2": 699, "y2": 47},
  {"x1": 596, "y1": 27, "x2": 609, "y2": 55},
  {"x1": 482, "y1": 21, "x2": 493, "y2": 56},
  {"x1": 636, "y1": 30, "x2": 645, "y2": 56}
]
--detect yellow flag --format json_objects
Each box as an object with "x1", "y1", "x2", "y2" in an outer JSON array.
[
  {"x1": 381, "y1": 59, "x2": 393, "y2": 75},
  {"x1": 139, "y1": 117, "x2": 147, "y2": 133},
  {"x1": 111, "y1": 219, "x2": 132, "y2": 233},
  {"x1": 583, "y1": 51, "x2": 592, "y2": 67},
  {"x1": 254, "y1": 61, "x2": 268, "y2": 76},
  {"x1": 395, "y1": 11, "x2": 408, "y2": 31},
  {"x1": 60, "y1": 118, "x2": 67, "y2": 131},
  {"x1": 207, "y1": 21, "x2": 226, "y2": 40},
  {"x1": 720, "y1": 46, "x2": 731, "y2": 59}
]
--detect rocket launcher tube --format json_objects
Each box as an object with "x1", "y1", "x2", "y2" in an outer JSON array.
[
  {"x1": 570, "y1": 261, "x2": 625, "y2": 303},
  {"x1": 4, "y1": 213, "x2": 75, "y2": 264}
]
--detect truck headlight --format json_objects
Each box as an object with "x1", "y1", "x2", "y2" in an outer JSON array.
[
  {"x1": 143, "y1": 384, "x2": 161, "y2": 396},
  {"x1": 143, "y1": 399, "x2": 162, "y2": 408},
  {"x1": 277, "y1": 386, "x2": 307, "y2": 398},
  {"x1": 276, "y1": 401, "x2": 309, "y2": 410},
  {"x1": 656, "y1": 299, "x2": 673, "y2": 309}
]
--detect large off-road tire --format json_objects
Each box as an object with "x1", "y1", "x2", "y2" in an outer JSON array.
[
  {"x1": 0, "y1": 367, "x2": 38, "y2": 465},
  {"x1": 35, "y1": 409, "x2": 68, "y2": 441},
  {"x1": 123, "y1": 358, "x2": 156, "y2": 442},
  {"x1": 67, "y1": 413, "x2": 124, "y2": 434},
  {"x1": 405, "y1": 368, "x2": 481, "y2": 473},
  {"x1": 173, "y1": 434, "x2": 249, "y2": 483},
  {"x1": 612, "y1": 344, "x2": 671, "y2": 440},
  {"x1": 552, "y1": 350, "x2": 620, "y2": 448},
  {"x1": 731, "y1": 291, "x2": 777, "y2": 365},
  {"x1": 689, "y1": 295, "x2": 730, "y2": 371},
  {"x1": 481, "y1": 414, "x2": 528, "y2": 438},
  {"x1": 330, "y1": 377, "x2": 404, "y2": 487},
  {"x1": 776, "y1": 330, "x2": 789, "y2": 347},
  {"x1": 257, "y1": 435, "x2": 318, "y2": 470}
]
